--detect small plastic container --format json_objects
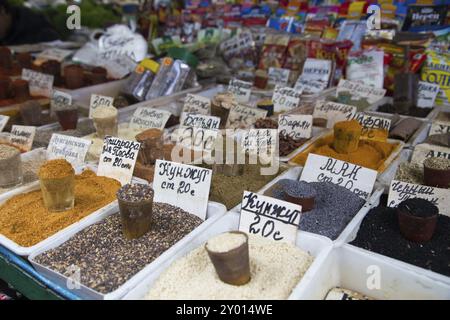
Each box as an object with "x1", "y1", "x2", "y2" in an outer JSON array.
[
  {"x1": 92, "y1": 106, "x2": 118, "y2": 139},
  {"x1": 55, "y1": 106, "x2": 79, "y2": 130},
  {"x1": 41, "y1": 60, "x2": 62, "y2": 86},
  {"x1": 89, "y1": 67, "x2": 108, "y2": 85},
  {"x1": 122, "y1": 59, "x2": 159, "y2": 101},
  {"x1": 19, "y1": 100, "x2": 42, "y2": 126},
  {"x1": 117, "y1": 184, "x2": 154, "y2": 240},
  {"x1": 393, "y1": 73, "x2": 418, "y2": 114},
  {"x1": 423, "y1": 157, "x2": 450, "y2": 188},
  {"x1": 0, "y1": 145, "x2": 23, "y2": 188},
  {"x1": 64, "y1": 65, "x2": 84, "y2": 89},
  {"x1": 397, "y1": 198, "x2": 438, "y2": 243}
]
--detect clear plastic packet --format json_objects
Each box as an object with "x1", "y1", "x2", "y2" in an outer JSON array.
[{"x1": 346, "y1": 49, "x2": 385, "y2": 89}]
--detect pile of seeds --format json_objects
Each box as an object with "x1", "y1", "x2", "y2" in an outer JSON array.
[
  {"x1": 266, "y1": 180, "x2": 364, "y2": 239},
  {"x1": 34, "y1": 203, "x2": 203, "y2": 294},
  {"x1": 0, "y1": 144, "x2": 19, "y2": 160},
  {"x1": 117, "y1": 183, "x2": 154, "y2": 202},
  {"x1": 395, "y1": 162, "x2": 423, "y2": 184},
  {"x1": 284, "y1": 180, "x2": 317, "y2": 199},
  {"x1": 278, "y1": 134, "x2": 308, "y2": 156},
  {"x1": 424, "y1": 157, "x2": 450, "y2": 170}
]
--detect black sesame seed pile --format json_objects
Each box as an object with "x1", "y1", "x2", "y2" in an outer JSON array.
[
  {"x1": 34, "y1": 203, "x2": 203, "y2": 294},
  {"x1": 117, "y1": 183, "x2": 154, "y2": 202}
]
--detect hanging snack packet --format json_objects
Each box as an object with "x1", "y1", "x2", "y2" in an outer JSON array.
[
  {"x1": 421, "y1": 51, "x2": 450, "y2": 106},
  {"x1": 337, "y1": 20, "x2": 367, "y2": 52},
  {"x1": 258, "y1": 33, "x2": 290, "y2": 70},
  {"x1": 346, "y1": 49, "x2": 385, "y2": 89}
]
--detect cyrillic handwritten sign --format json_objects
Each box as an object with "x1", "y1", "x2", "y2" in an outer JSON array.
[
  {"x1": 411, "y1": 143, "x2": 450, "y2": 165},
  {"x1": 176, "y1": 126, "x2": 218, "y2": 152},
  {"x1": 226, "y1": 104, "x2": 267, "y2": 129},
  {"x1": 228, "y1": 79, "x2": 252, "y2": 103},
  {"x1": 268, "y1": 67, "x2": 290, "y2": 87},
  {"x1": 313, "y1": 101, "x2": 357, "y2": 128},
  {"x1": 129, "y1": 107, "x2": 171, "y2": 130},
  {"x1": 272, "y1": 85, "x2": 302, "y2": 112},
  {"x1": 300, "y1": 154, "x2": 377, "y2": 199},
  {"x1": 417, "y1": 81, "x2": 440, "y2": 108},
  {"x1": 337, "y1": 79, "x2": 386, "y2": 104},
  {"x1": 51, "y1": 90, "x2": 72, "y2": 109},
  {"x1": 89, "y1": 94, "x2": 114, "y2": 118},
  {"x1": 241, "y1": 129, "x2": 277, "y2": 157},
  {"x1": 239, "y1": 191, "x2": 301, "y2": 244},
  {"x1": 352, "y1": 112, "x2": 391, "y2": 140},
  {"x1": 47, "y1": 134, "x2": 91, "y2": 166},
  {"x1": 22, "y1": 69, "x2": 53, "y2": 97},
  {"x1": 278, "y1": 114, "x2": 313, "y2": 139},
  {"x1": 10, "y1": 125, "x2": 36, "y2": 151},
  {"x1": 429, "y1": 121, "x2": 450, "y2": 135},
  {"x1": 182, "y1": 94, "x2": 211, "y2": 115},
  {"x1": 180, "y1": 113, "x2": 221, "y2": 130}
]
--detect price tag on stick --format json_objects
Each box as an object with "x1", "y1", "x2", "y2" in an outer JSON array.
[
  {"x1": 228, "y1": 79, "x2": 252, "y2": 103},
  {"x1": 239, "y1": 191, "x2": 301, "y2": 244},
  {"x1": 300, "y1": 154, "x2": 377, "y2": 199},
  {"x1": 47, "y1": 134, "x2": 91, "y2": 166},
  {"x1": 180, "y1": 113, "x2": 221, "y2": 130},
  {"x1": 272, "y1": 85, "x2": 302, "y2": 112},
  {"x1": 153, "y1": 160, "x2": 212, "y2": 220},
  {"x1": 97, "y1": 137, "x2": 140, "y2": 185},
  {"x1": 10, "y1": 125, "x2": 36, "y2": 152},
  {"x1": 22, "y1": 69, "x2": 54, "y2": 97},
  {"x1": 182, "y1": 94, "x2": 211, "y2": 115}
]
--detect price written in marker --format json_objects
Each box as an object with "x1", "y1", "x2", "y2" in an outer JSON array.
[
  {"x1": 352, "y1": 112, "x2": 391, "y2": 141},
  {"x1": 153, "y1": 160, "x2": 212, "y2": 220},
  {"x1": 21, "y1": 69, "x2": 54, "y2": 98},
  {"x1": 47, "y1": 134, "x2": 91, "y2": 166},
  {"x1": 129, "y1": 107, "x2": 171, "y2": 130},
  {"x1": 241, "y1": 129, "x2": 278, "y2": 157},
  {"x1": 336, "y1": 79, "x2": 386, "y2": 104},
  {"x1": 176, "y1": 126, "x2": 219, "y2": 152},
  {"x1": 0, "y1": 115, "x2": 10, "y2": 132},
  {"x1": 10, "y1": 125, "x2": 36, "y2": 152},
  {"x1": 268, "y1": 67, "x2": 290, "y2": 87},
  {"x1": 388, "y1": 180, "x2": 450, "y2": 217},
  {"x1": 97, "y1": 137, "x2": 140, "y2": 185},
  {"x1": 278, "y1": 114, "x2": 313, "y2": 139},
  {"x1": 52, "y1": 90, "x2": 72, "y2": 108},
  {"x1": 294, "y1": 58, "x2": 332, "y2": 94},
  {"x1": 429, "y1": 121, "x2": 450, "y2": 135},
  {"x1": 411, "y1": 143, "x2": 450, "y2": 165},
  {"x1": 89, "y1": 94, "x2": 115, "y2": 118},
  {"x1": 36, "y1": 48, "x2": 73, "y2": 62},
  {"x1": 313, "y1": 101, "x2": 357, "y2": 128},
  {"x1": 180, "y1": 113, "x2": 221, "y2": 130},
  {"x1": 226, "y1": 104, "x2": 267, "y2": 129},
  {"x1": 228, "y1": 79, "x2": 252, "y2": 103},
  {"x1": 417, "y1": 81, "x2": 440, "y2": 108},
  {"x1": 239, "y1": 191, "x2": 302, "y2": 244},
  {"x1": 182, "y1": 94, "x2": 211, "y2": 115},
  {"x1": 272, "y1": 86, "x2": 302, "y2": 112},
  {"x1": 300, "y1": 154, "x2": 377, "y2": 199}
]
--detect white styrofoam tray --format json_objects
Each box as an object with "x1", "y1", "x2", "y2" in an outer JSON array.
[
  {"x1": 122, "y1": 211, "x2": 334, "y2": 300},
  {"x1": 29, "y1": 201, "x2": 227, "y2": 300},
  {"x1": 292, "y1": 244, "x2": 450, "y2": 300},
  {"x1": 0, "y1": 164, "x2": 136, "y2": 256},
  {"x1": 367, "y1": 96, "x2": 439, "y2": 121},
  {"x1": 337, "y1": 203, "x2": 450, "y2": 286}
]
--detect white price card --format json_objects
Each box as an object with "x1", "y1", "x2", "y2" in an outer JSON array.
[
  {"x1": 268, "y1": 67, "x2": 290, "y2": 87},
  {"x1": 388, "y1": 180, "x2": 450, "y2": 217},
  {"x1": 278, "y1": 114, "x2": 313, "y2": 139},
  {"x1": 417, "y1": 81, "x2": 440, "y2": 108},
  {"x1": 411, "y1": 143, "x2": 450, "y2": 165},
  {"x1": 47, "y1": 134, "x2": 91, "y2": 166},
  {"x1": 239, "y1": 191, "x2": 301, "y2": 244},
  {"x1": 241, "y1": 129, "x2": 278, "y2": 157},
  {"x1": 36, "y1": 48, "x2": 73, "y2": 62},
  {"x1": 429, "y1": 121, "x2": 450, "y2": 135},
  {"x1": 129, "y1": 107, "x2": 171, "y2": 130},
  {"x1": 313, "y1": 101, "x2": 357, "y2": 128},
  {"x1": 228, "y1": 79, "x2": 252, "y2": 103},
  {"x1": 0, "y1": 115, "x2": 9, "y2": 132},
  {"x1": 352, "y1": 112, "x2": 391, "y2": 140},
  {"x1": 89, "y1": 94, "x2": 114, "y2": 118},
  {"x1": 226, "y1": 104, "x2": 267, "y2": 129},
  {"x1": 51, "y1": 90, "x2": 72, "y2": 109},
  {"x1": 182, "y1": 94, "x2": 211, "y2": 115},
  {"x1": 272, "y1": 85, "x2": 302, "y2": 112},
  {"x1": 153, "y1": 160, "x2": 212, "y2": 220},
  {"x1": 21, "y1": 68, "x2": 54, "y2": 98},
  {"x1": 295, "y1": 58, "x2": 332, "y2": 93},
  {"x1": 300, "y1": 154, "x2": 377, "y2": 199},
  {"x1": 337, "y1": 79, "x2": 386, "y2": 104},
  {"x1": 97, "y1": 137, "x2": 140, "y2": 185},
  {"x1": 176, "y1": 126, "x2": 219, "y2": 152},
  {"x1": 10, "y1": 125, "x2": 36, "y2": 152},
  {"x1": 180, "y1": 113, "x2": 220, "y2": 130}
]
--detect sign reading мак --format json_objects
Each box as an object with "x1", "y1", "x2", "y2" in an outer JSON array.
[
  {"x1": 47, "y1": 134, "x2": 91, "y2": 166},
  {"x1": 153, "y1": 160, "x2": 212, "y2": 220},
  {"x1": 300, "y1": 154, "x2": 377, "y2": 199},
  {"x1": 239, "y1": 191, "x2": 301, "y2": 244}
]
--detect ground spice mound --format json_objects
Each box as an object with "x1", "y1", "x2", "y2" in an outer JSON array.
[
  {"x1": 38, "y1": 159, "x2": 74, "y2": 180},
  {"x1": 0, "y1": 169, "x2": 121, "y2": 247}
]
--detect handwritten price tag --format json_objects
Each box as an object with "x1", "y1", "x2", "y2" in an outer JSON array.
[
  {"x1": 429, "y1": 121, "x2": 450, "y2": 135},
  {"x1": 226, "y1": 104, "x2": 267, "y2": 129},
  {"x1": 176, "y1": 126, "x2": 218, "y2": 152},
  {"x1": 313, "y1": 101, "x2": 357, "y2": 128},
  {"x1": 278, "y1": 114, "x2": 313, "y2": 140},
  {"x1": 241, "y1": 129, "x2": 278, "y2": 157},
  {"x1": 417, "y1": 81, "x2": 440, "y2": 108},
  {"x1": 129, "y1": 107, "x2": 171, "y2": 130},
  {"x1": 239, "y1": 191, "x2": 301, "y2": 244},
  {"x1": 300, "y1": 154, "x2": 377, "y2": 199},
  {"x1": 47, "y1": 134, "x2": 91, "y2": 166},
  {"x1": 268, "y1": 67, "x2": 290, "y2": 87},
  {"x1": 89, "y1": 94, "x2": 114, "y2": 118},
  {"x1": 337, "y1": 79, "x2": 386, "y2": 104},
  {"x1": 272, "y1": 85, "x2": 302, "y2": 112},
  {"x1": 153, "y1": 160, "x2": 212, "y2": 220},
  {"x1": 182, "y1": 94, "x2": 211, "y2": 115},
  {"x1": 388, "y1": 180, "x2": 450, "y2": 217},
  {"x1": 352, "y1": 112, "x2": 391, "y2": 141},
  {"x1": 21, "y1": 69, "x2": 54, "y2": 97},
  {"x1": 10, "y1": 125, "x2": 36, "y2": 152},
  {"x1": 97, "y1": 137, "x2": 140, "y2": 185},
  {"x1": 0, "y1": 115, "x2": 9, "y2": 132},
  {"x1": 228, "y1": 79, "x2": 252, "y2": 103},
  {"x1": 411, "y1": 143, "x2": 450, "y2": 165},
  {"x1": 180, "y1": 113, "x2": 220, "y2": 130}
]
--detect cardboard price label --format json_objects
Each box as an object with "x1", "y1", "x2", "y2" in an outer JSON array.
[
  {"x1": 182, "y1": 94, "x2": 211, "y2": 115},
  {"x1": 36, "y1": 48, "x2": 72, "y2": 62},
  {"x1": 89, "y1": 94, "x2": 115, "y2": 118},
  {"x1": 0, "y1": 115, "x2": 9, "y2": 132},
  {"x1": 129, "y1": 107, "x2": 171, "y2": 130},
  {"x1": 10, "y1": 125, "x2": 36, "y2": 152},
  {"x1": 21, "y1": 69, "x2": 54, "y2": 98},
  {"x1": 411, "y1": 143, "x2": 450, "y2": 165},
  {"x1": 239, "y1": 191, "x2": 301, "y2": 244},
  {"x1": 313, "y1": 101, "x2": 357, "y2": 128},
  {"x1": 52, "y1": 90, "x2": 72, "y2": 108},
  {"x1": 176, "y1": 126, "x2": 218, "y2": 152},
  {"x1": 153, "y1": 160, "x2": 212, "y2": 220},
  {"x1": 180, "y1": 113, "x2": 220, "y2": 130},
  {"x1": 241, "y1": 129, "x2": 277, "y2": 156},
  {"x1": 278, "y1": 114, "x2": 313, "y2": 139},
  {"x1": 97, "y1": 137, "x2": 140, "y2": 185},
  {"x1": 417, "y1": 81, "x2": 440, "y2": 108},
  {"x1": 272, "y1": 86, "x2": 302, "y2": 112},
  {"x1": 294, "y1": 58, "x2": 332, "y2": 94},
  {"x1": 429, "y1": 121, "x2": 450, "y2": 135},
  {"x1": 388, "y1": 180, "x2": 450, "y2": 217},
  {"x1": 47, "y1": 134, "x2": 91, "y2": 166},
  {"x1": 337, "y1": 79, "x2": 386, "y2": 104},
  {"x1": 228, "y1": 79, "x2": 252, "y2": 103},
  {"x1": 300, "y1": 154, "x2": 377, "y2": 199},
  {"x1": 226, "y1": 104, "x2": 267, "y2": 129},
  {"x1": 352, "y1": 112, "x2": 391, "y2": 141},
  {"x1": 268, "y1": 67, "x2": 290, "y2": 86}
]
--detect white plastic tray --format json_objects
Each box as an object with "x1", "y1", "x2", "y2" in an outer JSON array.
[
  {"x1": 29, "y1": 201, "x2": 227, "y2": 300},
  {"x1": 292, "y1": 244, "x2": 450, "y2": 300},
  {"x1": 121, "y1": 211, "x2": 334, "y2": 300},
  {"x1": 0, "y1": 165, "x2": 128, "y2": 256},
  {"x1": 367, "y1": 96, "x2": 439, "y2": 121},
  {"x1": 338, "y1": 204, "x2": 450, "y2": 286}
]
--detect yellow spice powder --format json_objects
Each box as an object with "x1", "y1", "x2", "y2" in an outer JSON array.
[
  {"x1": 0, "y1": 169, "x2": 121, "y2": 247},
  {"x1": 38, "y1": 159, "x2": 74, "y2": 180}
]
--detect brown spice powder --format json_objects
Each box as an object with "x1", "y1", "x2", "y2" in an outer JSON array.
[
  {"x1": 0, "y1": 169, "x2": 121, "y2": 247},
  {"x1": 39, "y1": 159, "x2": 74, "y2": 180}
]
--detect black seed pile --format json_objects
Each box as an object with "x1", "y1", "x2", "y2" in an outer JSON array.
[
  {"x1": 284, "y1": 180, "x2": 317, "y2": 198},
  {"x1": 34, "y1": 203, "x2": 203, "y2": 294},
  {"x1": 398, "y1": 198, "x2": 438, "y2": 218},
  {"x1": 351, "y1": 205, "x2": 450, "y2": 277},
  {"x1": 117, "y1": 183, "x2": 154, "y2": 202},
  {"x1": 266, "y1": 180, "x2": 365, "y2": 239}
]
